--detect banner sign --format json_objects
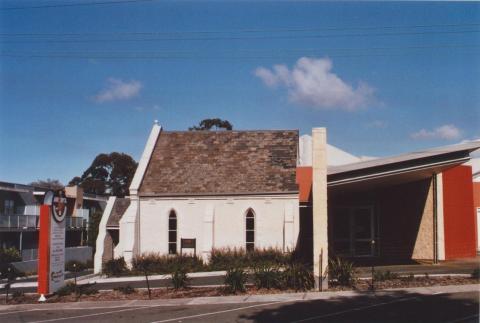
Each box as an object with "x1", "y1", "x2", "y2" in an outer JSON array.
[{"x1": 38, "y1": 190, "x2": 66, "y2": 299}]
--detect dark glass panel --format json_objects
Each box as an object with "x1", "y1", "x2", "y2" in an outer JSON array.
[
  {"x1": 168, "y1": 230, "x2": 177, "y2": 242},
  {"x1": 246, "y1": 230, "x2": 254, "y2": 242},
  {"x1": 246, "y1": 218, "x2": 254, "y2": 230}
]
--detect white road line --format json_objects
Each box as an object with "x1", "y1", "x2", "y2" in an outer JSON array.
[
  {"x1": 28, "y1": 306, "x2": 153, "y2": 323},
  {"x1": 291, "y1": 297, "x2": 417, "y2": 323},
  {"x1": 149, "y1": 300, "x2": 291, "y2": 323},
  {"x1": 0, "y1": 309, "x2": 39, "y2": 316}
]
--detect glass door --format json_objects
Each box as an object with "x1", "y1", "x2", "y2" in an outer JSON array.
[{"x1": 352, "y1": 207, "x2": 375, "y2": 256}]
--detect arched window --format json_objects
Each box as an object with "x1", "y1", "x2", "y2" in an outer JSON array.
[
  {"x1": 168, "y1": 211, "x2": 177, "y2": 254},
  {"x1": 245, "y1": 209, "x2": 255, "y2": 252}
]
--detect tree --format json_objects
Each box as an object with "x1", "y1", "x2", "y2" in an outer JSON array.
[
  {"x1": 69, "y1": 152, "x2": 137, "y2": 197},
  {"x1": 29, "y1": 178, "x2": 64, "y2": 190},
  {"x1": 189, "y1": 118, "x2": 233, "y2": 131}
]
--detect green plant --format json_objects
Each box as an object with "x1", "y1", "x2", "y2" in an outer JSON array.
[
  {"x1": 56, "y1": 282, "x2": 77, "y2": 296},
  {"x1": 171, "y1": 267, "x2": 190, "y2": 290},
  {"x1": 471, "y1": 268, "x2": 479, "y2": 280},
  {"x1": 0, "y1": 248, "x2": 23, "y2": 280},
  {"x1": 224, "y1": 267, "x2": 247, "y2": 293},
  {"x1": 209, "y1": 247, "x2": 292, "y2": 271},
  {"x1": 405, "y1": 273, "x2": 415, "y2": 281},
  {"x1": 65, "y1": 260, "x2": 87, "y2": 272},
  {"x1": 103, "y1": 257, "x2": 128, "y2": 277},
  {"x1": 283, "y1": 262, "x2": 314, "y2": 291},
  {"x1": 132, "y1": 253, "x2": 205, "y2": 274},
  {"x1": 253, "y1": 265, "x2": 283, "y2": 290},
  {"x1": 0, "y1": 247, "x2": 21, "y2": 262},
  {"x1": 12, "y1": 290, "x2": 24, "y2": 299},
  {"x1": 328, "y1": 257, "x2": 356, "y2": 287},
  {"x1": 114, "y1": 285, "x2": 136, "y2": 294},
  {"x1": 77, "y1": 283, "x2": 98, "y2": 295},
  {"x1": 373, "y1": 270, "x2": 399, "y2": 282}
]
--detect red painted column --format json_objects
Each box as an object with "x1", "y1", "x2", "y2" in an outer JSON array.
[
  {"x1": 442, "y1": 165, "x2": 476, "y2": 259},
  {"x1": 37, "y1": 205, "x2": 50, "y2": 295}
]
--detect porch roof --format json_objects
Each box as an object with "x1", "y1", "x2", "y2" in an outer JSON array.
[{"x1": 328, "y1": 141, "x2": 480, "y2": 189}]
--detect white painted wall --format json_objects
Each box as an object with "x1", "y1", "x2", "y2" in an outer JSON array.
[{"x1": 138, "y1": 194, "x2": 299, "y2": 261}]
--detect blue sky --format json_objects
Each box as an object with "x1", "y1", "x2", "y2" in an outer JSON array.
[{"x1": 1, "y1": 1, "x2": 479, "y2": 185}]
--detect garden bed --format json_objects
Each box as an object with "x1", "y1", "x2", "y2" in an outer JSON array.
[{"x1": 2, "y1": 276, "x2": 478, "y2": 305}]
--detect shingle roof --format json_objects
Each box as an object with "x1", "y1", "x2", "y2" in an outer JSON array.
[
  {"x1": 139, "y1": 130, "x2": 299, "y2": 196},
  {"x1": 106, "y1": 198, "x2": 130, "y2": 227}
]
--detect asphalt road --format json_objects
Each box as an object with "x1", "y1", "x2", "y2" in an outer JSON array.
[{"x1": 0, "y1": 290, "x2": 478, "y2": 323}]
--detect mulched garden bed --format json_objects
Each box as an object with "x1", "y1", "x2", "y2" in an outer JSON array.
[{"x1": 1, "y1": 276, "x2": 478, "y2": 305}]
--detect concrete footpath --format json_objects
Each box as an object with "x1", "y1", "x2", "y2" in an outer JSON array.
[{"x1": 0, "y1": 283, "x2": 478, "y2": 313}]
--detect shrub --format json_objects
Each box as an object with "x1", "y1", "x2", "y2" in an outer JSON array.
[
  {"x1": 12, "y1": 290, "x2": 24, "y2": 299},
  {"x1": 373, "y1": 270, "x2": 399, "y2": 282},
  {"x1": 56, "y1": 282, "x2": 76, "y2": 296},
  {"x1": 209, "y1": 248, "x2": 246, "y2": 270},
  {"x1": 224, "y1": 267, "x2": 247, "y2": 294},
  {"x1": 171, "y1": 267, "x2": 190, "y2": 290},
  {"x1": 0, "y1": 247, "x2": 21, "y2": 263},
  {"x1": 328, "y1": 257, "x2": 356, "y2": 287},
  {"x1": 283, "y1": 262, "x2": 314, "y2": 291},
  {"x1": 114, "y1": 285, "x2": 136, "y2": 294},
  {"x1": 253, "y1": 265, "x2": 283, "y2": 289},
  {"x1": 0, "y1": 264, "x2": 24, "y2": 280},
  {"x1": 65, "y1": 260, "x2": 87, "y2": 272},
  {"x1": 471, "y1": 268, "x2": 480, "y2": 280},
  {"x1": 209, "y1": 247, "x2": 292, "y2": 270},
  {"x1": 77, "y1": 283, "x2": 98, "y2": 295},
  {"x1": 103, "y1": 257, "x2": 128, "y2": 277},
  {"x1": 0, "y1": 248, "x2": 23, "y2": 280},
  {"x1": 132, "y1": 253, "x2": 205, "y2": 274}
]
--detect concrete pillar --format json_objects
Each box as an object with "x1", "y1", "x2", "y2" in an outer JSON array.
[{"x1": 312, "y1": 127, "x2": 328, "y2": 290}]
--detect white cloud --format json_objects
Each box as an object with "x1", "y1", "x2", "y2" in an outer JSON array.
[
  {"x1": 254, "y1": 57, "x2": 375, "y2": 111},
  {"x1": 94, "y1": 78, "x2": 142, "y2": 103},
  {"x1": 410, "y1": 124, "x2": 462, "y2": 140}
]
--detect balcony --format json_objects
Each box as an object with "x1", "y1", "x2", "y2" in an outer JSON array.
[{"x1": 0, "y1": 212, "x2": 89, "y2": 230}]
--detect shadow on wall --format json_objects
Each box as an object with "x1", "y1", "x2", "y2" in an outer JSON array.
[{"x1": 238, "y1": 290, "x2": 479, "y2": 323}]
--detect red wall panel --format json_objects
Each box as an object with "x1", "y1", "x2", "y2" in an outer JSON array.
[{"x1": 442, "y1": 165, "x2": 476, "y2": 259}]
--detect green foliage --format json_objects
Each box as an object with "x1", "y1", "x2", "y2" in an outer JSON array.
[
  {"x1": 328, "y1": 257, "x2": 356, "y2": 287},
  {"x1": 209, "y1": 248, "x2": 291, "y2": 270},
  {"x1": 471, "y1": 268, "x2": 480, "y2": 280},
  {"x1": 283, "y1": 262, "x2": 314, "y2": 291},
  {"x1": 189, "y1": 118, "x2": 233, "y2": 131},
  {"x1": 253, "y1": 265, "x2": 283, "y2": 290},
  {"x1": 0, "y1": 247, "x2": 21, "y2": 263},
  {"x1": 87, "y1": 210, "x2": 103, "y2": 249},
  {"x1": 103, "y1": 257, "x2": 128, "y2": 277},
  {"x1": 171, "y1": 267, "x2": 190, "y2": 290},
  {"x1": 224, "y1": 267, "x2": 248, "y2": 294},
  {"x1": 65, "y1": 260, "x2": 87, "y2": 272},
  {"x1": 56, "y1": 282, "x2": 76, "y2": 296},
  {"x1": 132, "y1": 253, "x2": 205, "y2": 274},
  {"x1": 373, "y1": 270, "x2": 399, "y2": 282},
  {"x1": 77, "y1": 283, "x2": 99, "y2": 295},
  {"x1": 114, "y1": 285, "x2": 136, "y2": 294},
  {"x1": 29, "y1": 179, "x2": 63, "y2": 190},
  {"x1": 69, "y1": 152, "x2": 138, "y2": 197},
  {"x1": 12, "y1": 290, "x2": 24, "y2": 299}
]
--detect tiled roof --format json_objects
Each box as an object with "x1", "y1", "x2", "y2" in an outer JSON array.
[
  {"x1": 106, "y1": 198, "x2": 130, "y2": 227},
  {"x1": 139, "y1": 130, "x2": 299, "y2": 196}
]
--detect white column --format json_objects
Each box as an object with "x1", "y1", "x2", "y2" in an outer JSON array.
[
  {"x1": 436, "y1": 173, "x2": 446, "y2": 261},
  {"x1": 202, "y1": 205, "x2": 215, "y2": 262},
  {"x1": 312, "y1": 127, "x2": 328, "y2": 290}
]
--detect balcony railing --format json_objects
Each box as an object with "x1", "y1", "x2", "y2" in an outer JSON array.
[
  {"x1": 0, "y1": 215, "x2": 38, "y2": 229},
  {"x1": 0, "y1": 214, "x2": 88, "y2": 230}
]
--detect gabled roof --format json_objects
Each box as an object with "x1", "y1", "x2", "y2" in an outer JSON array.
[
  {"x1": 139, "y1": 130, "x2": 299, "y2": 196},
  {"x1": 106, "y1": 198, "x2": 130, "y2": 228}
]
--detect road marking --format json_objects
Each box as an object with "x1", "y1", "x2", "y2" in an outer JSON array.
[
  {"x1": 28, "y1": 306, "x2": 154, "y2": 323},
  {"x1": 446, "y1": 314, "x2": 480, "y2": 323},
  {"x1": 0, "y1": 309, "x2": 39, "y2": 316},
  {"x1": 149, "y1": 300, "x2": 292, "y2": 323},
  {"x1": 291, "y1": 297, "x2": 417, "y2": 323}
]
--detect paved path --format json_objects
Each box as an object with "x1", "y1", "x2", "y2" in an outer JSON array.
[{"x1": 0, "y1": 284, "x2": 478, "y2": 322}]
